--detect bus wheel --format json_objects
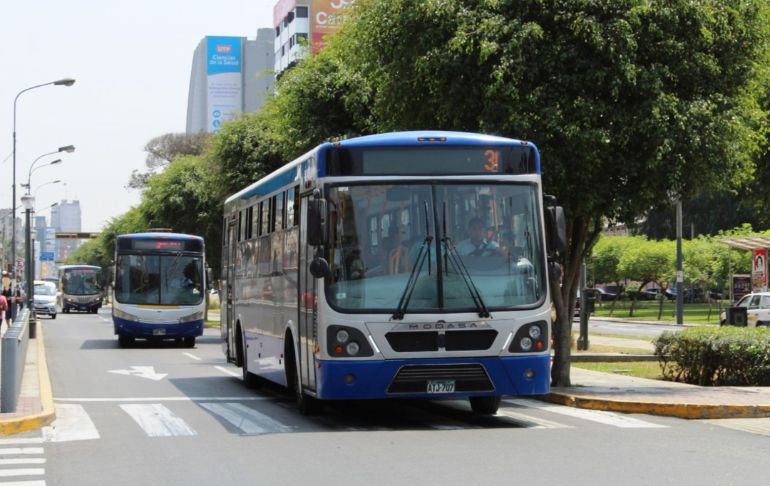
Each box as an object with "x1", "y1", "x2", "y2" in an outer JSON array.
[
  {"x1": 286, "y1": 340, "x2": 321, "y2": 415},
  {"x1": 469, "y1": 396, "x2": 501, "y2": 415},
  {"x1": 183, "y1": 337, "x2": 196, "y2": 348},
  {"x1": 118, "y1": 335, "x2": 134, "y2": 348}
]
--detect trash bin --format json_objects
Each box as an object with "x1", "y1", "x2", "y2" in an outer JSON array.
[{"x1": 727, "y1": 307, "x2": 747, "y2": 326}]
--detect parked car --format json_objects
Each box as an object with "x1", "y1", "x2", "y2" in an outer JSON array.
[
  {"x1": 626, "y1": 289, "x2": 658, "y2": 301},
  {"x1": 33, "y1": 280, "x2": 58, "y2": 319},
  {"x1": 585, "y1": 288, "x2": 617, "y2": 302},
  {"x1": 719, "y1": 292, "x2": 770, "y2": 327}
]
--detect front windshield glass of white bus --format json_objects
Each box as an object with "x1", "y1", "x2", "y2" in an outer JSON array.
[
  {"x1": 326, "y1": 182, "x2": 544, "y2": 312},
  {"x1": 115, "y1": 255, "x2": 202, "y2": 305},
  {"x1": 63, "y1": 270, "x2": 100, "y2": 295}
]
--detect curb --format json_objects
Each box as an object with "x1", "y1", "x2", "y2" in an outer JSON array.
[
  {"x1": 542, "y1": 391, "x2": 770, "y2": 419},
  {"x1": 0, "y1": 323, "x2": 56, "y2": 435}
]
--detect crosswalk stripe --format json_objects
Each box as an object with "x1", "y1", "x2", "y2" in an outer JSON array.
[
  {"x1": 43, "y1": 404, "x2": 100, "y2": 443},
  {"x1": 0, "y1": 439, "x2": 43, "y2": 446},
  {"x1": 496, "y1": 408, "x2": 572, "y2": 429},
  {"x1": 120, "y1": 404, "x2": 197, "y2": 437},
  {"x1": 0, "y1": 449, "x2": 44, "y2": 456},
  {"x1": 199, "y1": 402, "x2": 294, "y2": 434},
  {"x1": 0, "y1": 459, "x2": 46, "y2": 466},
  {"x1": 505, "y1": 399, "x2": 668, "y2": 428},
  {"x1": 0, "y1": 469, "x2": 45, "y2": 477}
]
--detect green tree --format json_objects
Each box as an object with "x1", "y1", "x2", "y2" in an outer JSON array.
[{"x1": 329, "y1": 0, "x2": 770, "y2": 385}]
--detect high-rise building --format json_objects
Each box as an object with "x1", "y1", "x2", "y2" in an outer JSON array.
[
  {"x1": 273, "y1": 0, "x2": 356, "y2": 77},
  {"x1": 186, "y1": 30, "x2": 275, "y2": 134},
  {"x1": 51, "y1": 200, "x2": 82, "y2": 262}
]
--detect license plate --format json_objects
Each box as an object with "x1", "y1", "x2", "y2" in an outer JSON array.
[
  {"x1": 152, "y1": 328, "x2": 166, "y2": 336},
  {"x1": 426, "y1": 380, "x2": 455, "y2": 393}
]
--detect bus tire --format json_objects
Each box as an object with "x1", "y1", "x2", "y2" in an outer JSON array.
[
  {"x1": 469, "y1": 396, "x2": 501, "y2": 415},
  {"x1": 118, "y1": 335, "x2": 134, "y2": 348},
  {"x1": 285, "y1": 336, "x2": 321, "y2": 415},
  {"x1": 183, "y1": 337, "x2": 196, "y2": 348}
]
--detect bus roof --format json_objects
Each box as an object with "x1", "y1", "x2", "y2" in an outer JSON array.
[
  {"x1": 117, "y1": 232, "x2": 203, "y2": 242},
  {"x1": 225, "y1": 131, "x2": 538, "y2": 205},
  {"x1": 59, "y1": 264, "x2": 101, "y2": 270}
]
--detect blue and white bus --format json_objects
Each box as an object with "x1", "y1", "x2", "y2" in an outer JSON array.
[
  {"x1": 59, "y1": 264, "x2": 103, "y2": 314},
  {"x1": 221, "y1": 131, "x2": 565, "y2": 414},
  {"x1": 113, "y1": 232, "x2": 207, "y2": 348}
]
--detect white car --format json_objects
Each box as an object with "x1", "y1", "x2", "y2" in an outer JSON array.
[
  {"x1": 720, "y1": 292, "x2": 770, "y2": 327},
  {"x1": 33, "y1": 280, "x2": 58, "y2": 319}
]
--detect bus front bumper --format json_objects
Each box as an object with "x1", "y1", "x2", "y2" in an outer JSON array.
[
  {"x1": 113, "y1": 316, "x2": 204, "y2": 338},
  {"x1": 314, "y1": 355, "x2": 550, "y2": 400}
]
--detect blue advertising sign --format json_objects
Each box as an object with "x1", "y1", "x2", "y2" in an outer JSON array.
[
  {"x1": 206, "y1": 36, "x2": 243, "y2": 133},
  {"x1": 40, "y1": 251, "x2": 55, "y2": 261}
]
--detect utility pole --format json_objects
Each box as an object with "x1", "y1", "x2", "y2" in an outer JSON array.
[{"x1": 676, "y1": 200, "x2": 684, "y2": 325}]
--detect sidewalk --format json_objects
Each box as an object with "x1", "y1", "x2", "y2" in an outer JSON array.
[{"x1": 0, "y1": 321, "x2": 55, "y2": 435}]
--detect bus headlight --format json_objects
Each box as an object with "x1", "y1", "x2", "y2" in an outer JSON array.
[
  {"x1": 179, "y1": 311, "x2": 204, "y2": 323},
  {"x1": 113, "y1": 308, "x2": 139, "y2": 322},
  {"x1": 509, "y1": 320, "x2": 548, "y2": 353},
  {"x1": 345, "y1": 342, "x2": 360, "y2": 356},
  {"x1": 336, "y1": 329, "x2": 350, "y2": 343},
  {"x1": 327, "y1": 326, "x2": 374, "y2": 358}
]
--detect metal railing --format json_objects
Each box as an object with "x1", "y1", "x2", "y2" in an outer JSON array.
[{"x1": 1, "y1": 308, "x2": 31, "y2": 413}]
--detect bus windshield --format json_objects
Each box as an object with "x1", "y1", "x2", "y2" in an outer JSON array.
[
  {"x1": 326, "y1": 182, "x2": 545, "y2": 313},
  {"x1": 63, "y1": 269, "x2": 101, "y2": 295},
  {"x1": 115, "y1": 254, "x2": 203, "y2": 305}
]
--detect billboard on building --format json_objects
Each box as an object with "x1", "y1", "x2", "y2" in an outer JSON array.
[
  {"x1": 206, "y1": 36, "x2": 243, "y2": 133},
  {"x1": 311, "y1": 0, "x2": 355, "y2": 53}
]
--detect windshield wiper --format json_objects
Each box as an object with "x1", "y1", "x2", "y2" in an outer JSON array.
[
  {"x1": 442, "y1": 236, "x2": 491, "y2": 318},
  {"x1": 391, "y1": 235, "x2": 433, "y2": 320}
]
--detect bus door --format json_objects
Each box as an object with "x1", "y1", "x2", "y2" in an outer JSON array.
[
  {"x1": 223, "y1": 218, "x2": 238, "y2": 362},
  {"x1": 297, "y1": 196, "x2": 318, "y2": 392}
]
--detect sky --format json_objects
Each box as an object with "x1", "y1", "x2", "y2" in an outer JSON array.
[{"x1": 1, "y1": 0, "x2": 276, "y2": 231}]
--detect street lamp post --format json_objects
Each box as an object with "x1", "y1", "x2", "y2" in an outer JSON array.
[
  {"x1": 22, "y1": 145, "x2": 74, "y2": 193},
  {"x1": 32, "y1": 180, "x2": 62, "y2": 199},
  {"x1": 23, "y1": 159, "x2": 64, "y2": 194},
  {"x1": 21, "y1": 193, "x2": 35, "y2": 336},
  {"x1": 11, "y1": 78, "x2": 75, "y2": 287}
]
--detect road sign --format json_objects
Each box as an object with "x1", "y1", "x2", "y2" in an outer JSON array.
[{"x1": 40, "y1": 251, "x2": 55, "y2": 261}]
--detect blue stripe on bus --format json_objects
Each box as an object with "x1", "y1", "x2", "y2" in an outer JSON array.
[
  {"x1": 239, "y1": 166, "x2": 301, "y2": 200},
  {"x1": 112, "y1": 316, "x2": 204, "y2": 338},
  {"x1": 314, "y1": 354, "x2": 550, "y2": 400}
]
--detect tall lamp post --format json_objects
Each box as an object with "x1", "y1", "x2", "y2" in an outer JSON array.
[
  {"x1": 11, "y1": 78, "x2": 75, "y2": 287},
  {"x1": 23, "y1": 159, "x2": 64, "y2": 194},
  {"x1": 21, "y1": 193, "x2": 35, "y2": 335}
]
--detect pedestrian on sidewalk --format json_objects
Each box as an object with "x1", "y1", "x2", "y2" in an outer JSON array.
[
  {"x1": 0, "y1": 289, "x2": 8, "y2": 332},
  {"x1": 3, "y1": 288, "x2": 14, "y2": 327}
]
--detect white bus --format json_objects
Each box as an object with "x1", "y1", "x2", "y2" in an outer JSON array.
[
  {"x1": 112, "y1": 232, "x2": 207, "y2": 348},
  {"x1": 59, "y1": 264, "x2": 103, "y2": 314},
  {"x1": 222, "y1": 131, "x2": 565, "y2": 414}
]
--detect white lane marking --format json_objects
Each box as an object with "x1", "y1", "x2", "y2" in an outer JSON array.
[
  {"x1": 701, "y1": 418, "x2": 770, "y2": 437},
  {"x1": 99, "y1": 316, "x2": 111, "y2": 323},
  {"x1": 55, "y1": 396, "x2": 271, "y2": 403},
  {"x1": 0, "y1": 448, "x2": 44, "y2": 455},
  {"x1": 183, "y1": 353, "x2": 202, "y2": 361},
  {"x1": 0, "y1": 439, "x2": 43, "y2": 446},
  {"x1": 0, "y1": 470, "x2": 45, "y2": 478},
  {"x1": 0, "y1": 459, "x2": 46, "y2": 466},
  {"x1": 109, "y1": 366, "x2": 167, "y2": 381},
  {"x1": 199, "y1": 402, "x2": 294, "y2": 434},
  {"x1": 42, "y1": 404, "x2": 100, "y2": 442},
  {"x1": 215, "y1": 365, "x2": 242, "y2": 378},
  {"x1": 505, "y1": 399, "x2": 668, "y2": 428},
  {"x1": 496, "y1": 408, "x2": 572, "y2": 429},
  {"x1": 2, "y1": 481, "x2": 46, "y2": 486},
  {"x1": 121, "y1": 404, "x2": 197, "y2": 437}
]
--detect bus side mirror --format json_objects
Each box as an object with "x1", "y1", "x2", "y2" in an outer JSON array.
[
  {"x1": 545, "y1": 205, "x2": 567, "y2": 258},
  {"x1": 307, "y1": 198, "x2": 328, "y2": 247}
]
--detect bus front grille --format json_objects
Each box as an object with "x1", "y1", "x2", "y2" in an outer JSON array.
[
  {"x1": 386, "y1": 330, "x2": 498, "y2": 352},
  {"x1": 387, "y1": 363, "x2": 494, "y2": 394}
]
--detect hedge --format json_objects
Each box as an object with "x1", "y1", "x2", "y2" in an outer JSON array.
[{"x1": 653, "y1": 327, "x2": 770, "y2": 386}]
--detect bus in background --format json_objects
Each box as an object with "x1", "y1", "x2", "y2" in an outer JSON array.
[
  {"x1": 59, "y1": 264, "x2": 103, "y2": 314},
  {"x1": 222, "y1": 131, "x2": 566, "y2": 415},
  {"x1": 112, "y1": 232, "x2": 207, "y2": 348}
]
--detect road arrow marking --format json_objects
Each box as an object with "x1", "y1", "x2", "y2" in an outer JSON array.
[{"x1": 108, "y1": 366, "x2": 167, "y2": 381}]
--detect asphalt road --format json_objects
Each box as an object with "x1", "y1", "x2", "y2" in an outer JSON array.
[
  {"x1": 2, "y1": 310, "x2": 768, "y2": 486},
  {"x1": 573, "y1": 317, "x2": 685, "y2": 338}
]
